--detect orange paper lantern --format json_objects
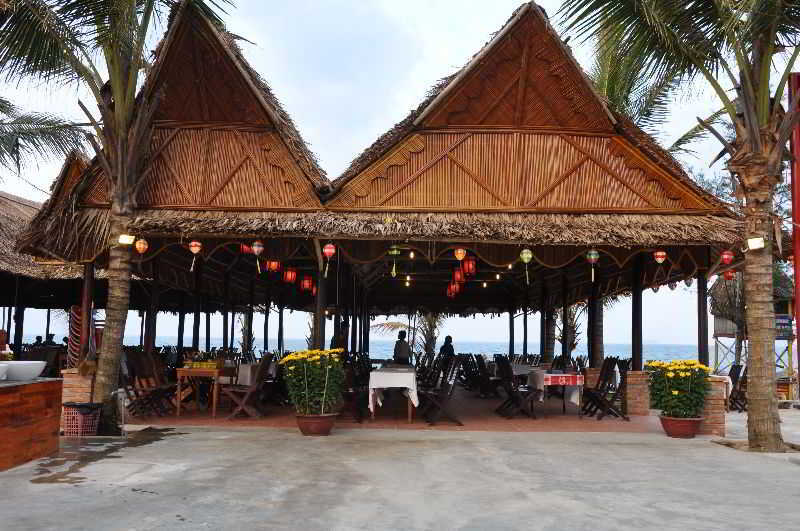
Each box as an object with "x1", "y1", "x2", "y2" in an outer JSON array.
[
  {"x1": 134, "y1": 239, "x2": 148, "y2": 254},
  {"x1": 300, "y1": 275, "x2": 313, "y2": 292},
  {"x1": 454, "y1": 248, "x2": 466, "y2": 261},
  {"x1": 283, "y1": 268, "x2": 297, "y2": 284}
]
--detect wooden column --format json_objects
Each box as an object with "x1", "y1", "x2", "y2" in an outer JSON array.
[
  {"x1": 362, "y1": 297, "x2": 370, "y2": 354},
  {"x1": 177, "y1": 295, "x2": 186, "y2": 352},
  {"x1": 277, "y1": 304, "x2": 285, "y2": 354},
  {"x1": 229, "y1": 310, "x2": 236, "y2": 350},
  {"x1": 138, "y1": 310, "x2": 145, "y2": 346},
  {"x1": 45, "y1": 309, "x2": 51, "y2": 339},
  {"x1": 314, "y1": 273, "x2": 327, "y2": 349},
  {"x1": 12, "y1": 276, "x2": 24, "y2": 359},
  {"x1": 697, "y1": 270, "x2": 710, "y2": 366},
  {"x1": 350, "y1": 277, "x2": 358, "y2": 353},
  {"x1": 192, "y1": 258, "x2": 202, "y2": 351},
  {"x1": 561, "y1": 273, "x2": 569, "y2": 359},
  {"x1": 587, "y1": 280, "x2": 597, "y2": 368},
  {"x1": 79, "y1": 262, "x2": 95, "y2": 361},
  {"x1": 263, "y1": 289, "x2": 270, "y2": 353},
  {"x1": 539, "y1": 279, "x2": 548, "y2": 359},
  {"x1": 145, "y1": 259, "x2": 159, "y2": 356},
  {"x1": 632, "y1": 253, "x2": 643, "y2": 371},
  {"x1": 508, "y1": 308, "x2": 515, "y2": 356},
  {"x1": 204, "y1": 309, "x2": 210, "y2": 351},
  {"x1": 5, "y1": 306, "x2": 12, "y2": 340},
  {"x1": 222, "y1": 274, "x2": 229, "y2": 350},
  {"x1": 522, "y1": 308, "x2": 528, "y2": 356},
  {"x1": 245, "y1": 279, "x2": 255, "y2": 352}
]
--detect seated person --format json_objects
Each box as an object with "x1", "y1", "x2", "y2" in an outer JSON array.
[
  {"x1": 439, "y1": 335, "x2": 454, "y2": 357},
  {"x1": 33, "y1": 335, "x2": 43, "y2": 345},
  {"x1": 393, "y1": 330, "x2": 411, "y2": 365},
  {"x1": 44, "y1": 333, "x2": 57, "y2": 345}
]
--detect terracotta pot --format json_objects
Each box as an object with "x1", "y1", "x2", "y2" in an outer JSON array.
[
  {"x1": 296, "y1": 413, "x2": 337, "y2": 436},
  {"x1": 659, "y1": 416, "x2": 703, "y2": 438}
]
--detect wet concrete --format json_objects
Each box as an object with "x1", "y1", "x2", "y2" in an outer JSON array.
[{"x1": 0, "y1": 424, "x2": 799, "y2": 530}]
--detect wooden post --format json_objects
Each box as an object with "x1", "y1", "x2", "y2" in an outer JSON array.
[
  {"x1": 561, "y1": 272, "x2": 569, "y2": 359},
  {"x1": 632, "y1": 253, "x2": 643, "y2": 371},
  {"x1": 222, "y1": 274, "x2": 229, "y2": 350},
  {"x1": 508, "y1": 308, "x2": 515, "y2": 356},
  {"x1": 539, "y1": 279, "x2": 548, "y2": 360},
  {"x1": 588, "y1": 280, "x2": 597, "y2": 368},
  {"x1": 522, "y1": 307, "x2": 528, "y2": 356},
  {"x1": 697, "y1": 270, "x2": 709, "y2": 366},
  {"x1": 192, "y1": 258, "x2": 202, "y2": 351},
  {"x1": 79, "y1": 262, "x2": 95, "y2": 362},
  {"x1": 263, "y1": 289, "x2": 270, "y2": 353},
  {"x1": 362, "y1": 297, "x2": 370, "y2": 354},
  {"x1": 12, "y1": 276, "x2": 24, "y2": 359},
  {"x1": 229, "y1": 310, "x2": 236, "y2": 350},
  {"x1": 350, "y1": 276, "x2": 358, "y2": 353},
  {"x1": 204, "y1": 309, "x2": 210, "y2": 351},
  {"x1": 139, "y1": 310, "x2": 145, "y2": 347},
  {"x1": 278, "y1": 303, "x2": 285, "y2": 354},
  {"x1": 177, "y1": 295, "x2": 186, "y2": 352},
  {"x1": 45, "y1": 308, "x2": 51, "y2": 339},
  {"x1": 145, "y1": 259, "x2": 159, "y2": 356},
  {"x1": 245, "y1": 279, "x2": 255, "y2": 352},
  {"x1": 314, "y1": 272, "x2": 327, "y2": 349}
]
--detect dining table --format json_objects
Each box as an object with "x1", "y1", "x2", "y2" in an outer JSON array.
[
  {"x1": 368, "y1": 366, "x2": 419, "y2": 423},
  {"x1": 175, "y1": 366, "x2": 235, "y2": 419},
  {"x1": 529, "y1": 369, "x2": 584, "y2": 417}
]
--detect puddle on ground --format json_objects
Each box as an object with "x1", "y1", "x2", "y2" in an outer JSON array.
[{"x1": 30, "y1": 428, "x2": 186, "y2": 485}]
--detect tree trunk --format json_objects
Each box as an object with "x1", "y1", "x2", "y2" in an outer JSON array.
[
  {"x1": 94, "y1": 214, "x2": 132, "y2": 435},
  {"x1": 740, "y1": 169, "x2": 783, "y2": 451}
]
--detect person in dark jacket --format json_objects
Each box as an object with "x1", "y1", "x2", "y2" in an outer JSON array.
[
  {"x1": 393, "y1": 330, "x2": 411, "y2": 365},
  {"x1": 438, "y1": 335, "x2": 454, "y2": 357}
]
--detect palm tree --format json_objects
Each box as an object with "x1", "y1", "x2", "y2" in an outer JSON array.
[
  {"x1": 0, "y1": 95, "x2": 83, "y2": 175},
  {"x1": 561, "y1": 1, "x2": 798, "y2": 451},
  {"x1": 371, "y1": 312, "x2": 447, "y2": 357},
  {"x1": 0, "y1": 0, "x2": 230, "y2": 432}
]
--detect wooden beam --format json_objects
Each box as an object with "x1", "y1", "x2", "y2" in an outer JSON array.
[
  {"x1": 514, "y1": 37, "x2": 530, "y2": 126},
  {"x1": 446, "y1": 153, "x2": 510, "y2": 206},
  {"x1": 477, "y1": 70, "x2": 521, "y2": 124},
  {"x1": 526, "y1": 156, "x2": 588, "y2": 207}
]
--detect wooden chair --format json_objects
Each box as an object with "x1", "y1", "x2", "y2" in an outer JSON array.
[
  {"x1": 474, "y1": 354, "x2": 502, "y2": 398},
  {"x1": 420, "y1": 354, "x2": 463, "y2": 426},
  {"x1": 594, "y1": 358, "x2": 630, "y2": 421},
  {"x1": 729, "y1": 366, "x2": 747, "y2": 412},
  {"x1": 494, "y1": 355, "x2": 537, "y2": 419},
  {"x1": 581, "y1": 357, "x2": 617, "y2": 418},
  {"x1": 221, "y1": 354, "x2": 274, "y2": 419}
]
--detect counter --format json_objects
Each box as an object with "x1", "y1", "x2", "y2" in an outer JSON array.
[{"x1": 0, "y1": 378, "x2": 62, "y2": 471}]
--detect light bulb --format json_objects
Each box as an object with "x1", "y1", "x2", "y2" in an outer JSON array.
[
  {"x1": 405, "y1": 281, "x2": 410, "y2": 287},
  {"x1": 406, "y1": 275, "x2": 411, "y2": 281},
  {"x1": 482, "y1": 281, "x2": 487, "y2": 288},
  {"x1": 507, "y1": 263, "x2": 513, "y2": 269},
  {"x1": 495, "y1": 273, "x2": 500, "y2": 280},
  {"x1": 409, "y1": 251, "x2": 415, "y2": 259}
]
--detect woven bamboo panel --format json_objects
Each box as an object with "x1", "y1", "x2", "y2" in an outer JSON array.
[
  {"x1": 424, "y1": 12, "x2": 611, "y2": 131},
  {"x1": 329, "y1": 132, "x2": 700, "y2": 211}
]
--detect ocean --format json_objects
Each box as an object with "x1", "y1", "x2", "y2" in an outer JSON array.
[{"x1": 124, "y1": 336, "x2": 708, "y2": 362}]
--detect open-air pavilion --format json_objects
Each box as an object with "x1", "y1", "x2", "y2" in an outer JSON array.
[{"x1": 15, "y1": 3, "x2": 740, "y2": 427}]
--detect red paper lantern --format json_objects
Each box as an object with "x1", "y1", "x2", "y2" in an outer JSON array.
[
  {"x1": 653, "y1": 250, "x2": 667, "y2": 264},
  {"x1": 450, "y1": 280, "x2": 461, "y2": 295},
  {"x1": 240, "y1": 243, "x2": 253, "y2": 254},
  {"x1": 461, "y1": 256, "x2": 477, "y2": 277},
  {"x1": 300, "y1": 275, "x2": 313, "y2": 292},
  {"x1": 283, "y1": 268, "x2": 297, "y2": 284},
  {"x1": 446, "y1": 284, "x2": 455, "y2": 298},
  {"x1": 454, "y1": 248, "x2": 466, "y2": 261},
  {"x1": 723, "y1": 270, "x2": 735, "y2": 281},
  {"x1": 453, "y1": 268, "x2": 465, "y2": 284},
  {"x1": 721, "y1": 250, "x2": 734, "y2": 265},
  {"x1": 323, "y1": 243, "x2": 336, "y2": 260},
  {"x1": 188, "y1": 240, "x2": 202, "y2": 272},
  {"x1": 134, "y1": 239, "x2": 148, "y2": 254},
  {"x1": 266, "y1": 260, "x2": 281, "y2": 272}
]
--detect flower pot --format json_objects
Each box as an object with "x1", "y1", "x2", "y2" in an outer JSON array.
[
  {"x1": 659, "y1": 416, "x2": 703, "y2": 438},
  {"x1": 296, "y1": 413, "x2": 337, "y2": 436}
]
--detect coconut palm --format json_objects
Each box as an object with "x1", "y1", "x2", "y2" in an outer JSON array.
[
  {"x1": 0, "y1": 0, "x2": 230, "y2": 432},
  {"x1": 561, "y1": 1, "x2": 799, "y2": 451},
  {"x1": 371, "y1": 312, "x2": 447, "y2": 356},
  {"x1": 0, "y1": 95, "x2": 83, "y2": 175}
]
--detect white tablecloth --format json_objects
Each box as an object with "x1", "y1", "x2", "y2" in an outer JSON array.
[
  {"x1": 529, "y1": 369, "x2": 581, "y2": 406},
  {"x1": 368, "y1": 367, "x2": 419, "y2": 412}
]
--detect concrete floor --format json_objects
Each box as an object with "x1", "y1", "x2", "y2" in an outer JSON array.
[{"x1": 1, "y1": 415, "x2": 799, "y2": 531}]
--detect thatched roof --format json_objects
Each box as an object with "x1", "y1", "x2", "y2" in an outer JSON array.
[
  {"x1": 331, "y1": 2, "x2": 725, "y2": 212},
  {"x1": 0, "y1": 189, "x2": 84, "y2": 279}
]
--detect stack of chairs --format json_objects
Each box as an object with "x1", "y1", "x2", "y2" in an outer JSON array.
[
  {"x1": 729, "y1": 365, "x2": 747, "y2": 412},
  {"x1": 457, "y1": 353, "x2": 481, "y2": 391},
  {"x1": 121, "y1": 348, "x2": 177, "y2": 417},
  {"x1": 495, "y1": 355, "x2": 538, "y2": 418},
  {"x1": 582, "y1": 357, "x2": 629, "y2": 421},
  {"x1": 342, "y1": 351, "x2": 372, "y2": 422},
  {"x1": 474, "y1": 354, "x2": 502, "y2": 398},
  {"x1": 419, "y1": 354, "x2": 463, "y2": 425}
]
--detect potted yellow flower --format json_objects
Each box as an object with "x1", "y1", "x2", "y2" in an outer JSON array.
[
  {"x1": 646, "y1": 359, "x2": 711, "y2": 438},
  {"x1": 279, "y1": 348, "x2": 345, "y2": 436}
]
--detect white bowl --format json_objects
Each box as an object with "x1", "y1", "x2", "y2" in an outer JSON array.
[
  {"x1": 0, "y1": 363, "x2": 7, "y2": 381},
  {"x1": 4, "y1": 361, "x2": 46, "y2": 381}
]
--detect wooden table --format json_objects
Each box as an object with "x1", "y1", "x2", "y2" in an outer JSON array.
[{"x1": 176, "y1": 367, "x2": 234, "y2": 419}]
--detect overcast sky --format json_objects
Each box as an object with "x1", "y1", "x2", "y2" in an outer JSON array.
[{"x1": 2, "y1": 1, "x2": 732, "y2": 347}]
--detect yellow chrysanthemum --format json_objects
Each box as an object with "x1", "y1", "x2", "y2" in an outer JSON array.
[
  {"x1": 672, "y1": 390, "x2": 679, "y2": 395},
  {"x1": 666, "y1": 372, "x2": 675, "y2": 378}
]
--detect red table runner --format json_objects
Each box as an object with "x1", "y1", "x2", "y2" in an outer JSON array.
[{"x1": 543, "y1": 374, "x2": 584, "y2": 386}]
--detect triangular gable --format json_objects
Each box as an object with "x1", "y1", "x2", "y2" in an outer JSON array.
[
  {"x1": 329, "y1": 3, "x2": 727, "y2": 214},
  {"x1": 418, "y1": 4, "x2": 614, "y2": 131},
  {"x1": 80, "y1": 5, "x2": 324, "y2": 210}
]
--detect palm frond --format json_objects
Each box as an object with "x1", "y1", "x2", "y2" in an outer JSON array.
[
  {"x1": 668, "y1": 107, "x2": 728, "y2": 156},
  {"x1": 370, "y1": 321, "x2": 409, "y2": 336}
]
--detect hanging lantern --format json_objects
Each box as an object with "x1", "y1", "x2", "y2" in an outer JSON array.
[
  {"x1": 134, "y1": 238, "x2": 148, "y2": 254},
  {"x1": 449, "y1": 281, "x2": 461, "y2": 295},
  {"x1": 586, "y1": 248, "x2": 600, "y2": 282},
  {"x1": 188, "y1": 240, "x2": 202, "y2": 272},
  {"x1": 454, "y1": 248, "x2": 467, "y2": 261},
  {"x1": 322, "y1": 243, "x2": 336, "y2": 278},
  {"x1": 388, "y1": 246, "x2": 401, "y2": 278},
  {"x1": 653, "y1": 250, "x2": 667, "y2": 264},
  {"x1": 251, "y1": 240, "x2": 264, "y2": 273},
  {"x1": 283, "y1": 268, "x2": 297, "y2": 284},
  {"x1": 520, "y1": 248, "x2": 533, "y2": 284},
  {"x1": 453, "y1": 268, "x2": 465, "y2": 284},
  {"x1": 721, "y1": 250, "x2": 734, "y2": 265},
  {"x1": 300, "y1": 274, "x2": 313, "y2": 292},
  {"x1": 266, "y1": 260, "x2": 281, "y2": 273},
  {"x1": 684, "y1": 278, "x2": 693, "y2": 287},
  {"x1": 724, "y1": 270, "x2": 735, "y2": 281},
  {"x1": 239, "y1": 243, "x2": 253, "y2": 254},
  {"x1": 462, "y1": 256, "x2": 477, "y2": 277},
  {"x1": 446, "y1": 283, "x2": 455, "y2": 298}
]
